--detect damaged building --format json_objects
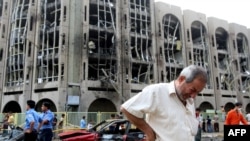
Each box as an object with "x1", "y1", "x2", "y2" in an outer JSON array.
[{"x1": 0, "y1": 0, "x2": 250, "y2": 113}]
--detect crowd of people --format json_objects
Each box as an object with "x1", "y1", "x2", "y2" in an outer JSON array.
[{"x1": 195, "y1": 110, "x2": 220, "y2": 134}]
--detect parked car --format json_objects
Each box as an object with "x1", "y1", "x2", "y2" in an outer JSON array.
[{"x1": 59, "y1": 119, "x2": 145, "y2": 141}]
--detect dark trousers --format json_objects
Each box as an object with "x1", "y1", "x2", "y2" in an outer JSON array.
[
  {"x1": 38, "y1": 128, "x2": 53, "y2": 141},
  {"x1": 24, "y1": 130, "x2": 37, "y2": 141},
  {"x1": 195, "y1": 126, "x2": 202, "y2": 141},
  {"x1": 214, "y1": 122, "x2": 219, "y2": 132},
  {"x1": 53, "y1": 126, "x2": 57, "y2": 138}
]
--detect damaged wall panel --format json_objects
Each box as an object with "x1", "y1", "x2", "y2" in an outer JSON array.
[
  {"x1": 183, "y1": 10, "x2": 213, "y2": 91},
  {"x1": 6, "y1": 0, "x2": 30, "y2": 86},
  {"x1": 183, "y1": 10, "x2": 216, "y2": 110},
  {"x1": 207, "y1": 17, "x2": 231, "y2": 110},
  {"x1": 163, "y1": 14, "x2": 183, "y2": 82},
  {"x1": 88, "y1": 0, "x2": 117, "y2": 85},
  {"x1": 228, "y1": 23, "x2": 250, "y2": 102},
  {"x1": 154, "y1": 2, "x2": 186, "y2": 83},
  {"x1": 0, "y1": 0, "x2": 2, "y2": 18},
  {"x1": 36, "y1": 0, "x2": 61, "y2": 83},
  {"x1": 216, "y1": 28, "x2": 232, "y2": 91},
  {"x1": 129, "y1": 0, "x2": 154, "y2": 84}
]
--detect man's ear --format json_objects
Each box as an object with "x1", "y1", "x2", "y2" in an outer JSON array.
[{"x1": 178, "y1": 75, "x2": 186, "y2": 83}]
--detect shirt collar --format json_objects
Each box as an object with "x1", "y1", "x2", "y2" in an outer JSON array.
[
  {"x1": 168, "y1": 81, "x2": 194, "y2": 105},
  {"x1": 43, "y1": 109, "x2": 50, "y2": 114},
  {"x1": 168, "y1": 81, "x2": 176, "y2": 95}
]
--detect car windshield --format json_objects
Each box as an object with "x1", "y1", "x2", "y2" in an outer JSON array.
[
  {"x1": 96, "y1": 121, "x2": 113, "y2": 131},
  {"x1": 90, "y1": 119, "x2": 128, "y2": 132}
]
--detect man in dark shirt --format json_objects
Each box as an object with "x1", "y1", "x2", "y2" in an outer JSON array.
[{"x1": 206, "y1": 116, "x2": 212, "y2": 132}]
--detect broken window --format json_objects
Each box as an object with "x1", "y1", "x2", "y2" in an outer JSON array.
[
  {"x1": 190, "y1": 21, "x2": 212, "y2": 89},
  {"x1": 165, "y1": 67, "x2": 182, "y2": 82},
  {"x1": 1, "y1": 24, "x2": 5, "y2": 38},
  {"x1": 218, "y1": 54, "x2": 228, "y2": 70},
  {"x1": 131, "y1": 63, "x2": 153, "y2": 84},
  {"x1": 129, "y1": 0, "x2": 152, "y2": 61},
  {"x1": 241, "y1": 76, "x2": 250, "y2": 92},
  {"x1": 236, "y1": 33, "x2": 250, "y2": 92},
  {"x1": 130, "y1": 38, "x2": 152, "y2": 61},
  {"x1": 36, "y1": 0, "x2": 61, "y2": 83},
  {"x1": 236, "y1": 33, "x2": 249, "y2": 73},
  {"x1": 215, "y1": 28, "x2": 229, "y2": 71},
  {"x1": 0, "y1": 48, "x2": 3, "y2": 61},
  {"x1": 128, "y1": 0, "x2": 154, "y2": 84},
  {"x1": 61, "y1": 63, "x2": 64, "y2": 81},
  {"x1": 4, "y1": 2, "x2": 7, "y2": 14},
  {"x1": 5, "y1": 0, "x2": 29, "y2": 87},
  {"x1": 88, "y1": 0, "x2": 118, "y2": 83},
  {"x1": 215, "y1": 28, "x2": 228, "y2": 51},
  {"x1": 214, "y1": 27, "x2": 232, "y2": 90},
  {"x1": 220, "y1": 73, "x2": 228, "y2": 90},
  {"x1": 217, "y1": 32, "x2": 249, "y2": 91},
  {"x1": 0, "y1": 0, "x2": 3, "y2": 17},
  {"x1": 162, "y1": 14, "x2": 183, "y2": 81},
  {"x1": 220, "y1": 73, "x2": 238, "y2": 90}
]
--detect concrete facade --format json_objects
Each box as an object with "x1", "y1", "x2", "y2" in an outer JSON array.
[{"x1": 0, "y1": 0, "x2": 249, "y2": 114}]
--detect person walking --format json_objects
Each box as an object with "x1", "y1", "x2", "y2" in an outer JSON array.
[
  {"x1": 213, "y1": 112, "x2": 219, "y2": 132},
  {"x1": 202, "y1": 118, "x2": 206, "y2": 132},
  {"x1": 206, "y1": 115, "x2": 213, "y2": 133},
  {"x1": 221, "y1": 106, "x2": 226, "y2": 121},
  {"x1": 225, "y1": 102, "x2": 248, "y2": 125},
  {"x1": 58, "y1": 113, "x2": 65, "y2": 133},
  {"x1": 87, "y1": 119, "x2": 94, "y2": 129},
  {"x1": 121, "y1": 65, "x2": 208, "y2": 141},
  {"x1": 38, "y1": 102, "x2": 54, "y2": 141},
  {"x1": 24, "y1": 100, "x2": 39, "y2": 141},
  {"x1": 80, "y1": 116, "x2": 86, "y2": 129}
]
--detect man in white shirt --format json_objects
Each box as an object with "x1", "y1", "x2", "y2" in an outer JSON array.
[{"x1": 121, "y1": 65, "x2": 207, "y2": 141}]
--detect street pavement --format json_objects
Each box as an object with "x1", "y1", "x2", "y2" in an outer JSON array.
[{"x1": 201, "y1": 132, "x2": 224, "y2": 141}]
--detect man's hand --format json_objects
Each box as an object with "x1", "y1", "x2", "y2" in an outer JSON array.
[
  {"x1": 145, "y1": 128, "x2": 156, "y2": 141},
  {"x1": 120, "y1": 107, "x2": 156, "y2": 141}
]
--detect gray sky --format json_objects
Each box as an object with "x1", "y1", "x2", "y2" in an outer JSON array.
[{"x1": 155, "y1": 0, "x2": 250, "y2": 29}]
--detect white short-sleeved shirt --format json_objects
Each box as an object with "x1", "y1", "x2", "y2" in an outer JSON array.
[{"x1": 122, "y1": 81, "x2": 198, "y2": 141}]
